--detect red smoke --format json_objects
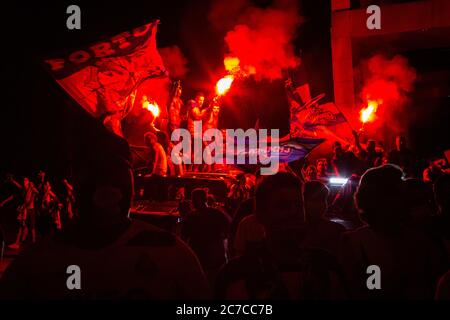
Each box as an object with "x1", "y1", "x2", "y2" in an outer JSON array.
[
  {"x1": 222, "y1": 0, "x2": 302, "y2": 81},
  {"x1": 159, "y1": 46, "x2": 189, "y2": 79},
  {"x1": 208, "y1": 0, "x2": 249, "y2": 32},
  {"x1": 361, "y1": 54, "x2": 416, "y2": 106},
  {"x1": 359, "y1": 54, "x2": 416, "y2": 132}
]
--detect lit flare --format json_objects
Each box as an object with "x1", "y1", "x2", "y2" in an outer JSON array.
[
  {"x1": 216, "y1": 75, "x2": 234, "y2": 96},
  {"x1": 142, "y1": 99, "x2": 160, "y2": 118},
  {"x1": 360, "y1": 100, "x2": 379, "y2": 124}
]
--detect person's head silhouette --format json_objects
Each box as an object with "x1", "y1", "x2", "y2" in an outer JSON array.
[
  {"x1": 395, "y1": 135, "x2": 407, "y2": 151},
  {"x1": 191, "y1": 188, "x2": 208, "y2": 210},
  {"x1": 434, "y1": 174, "x2": 450, "y2": 216},
  {"x1": 255, "y1": 172, "x2": 304, "y2": 234},
  {"x1": 73, "y1": 124, "x2": 133, "y2": 238},
  {"x1": 304, "y1": 180, "x2": 329, "y2": 222},
  {"x1": 355, "y1": 164, "x2": 406, "y2": 232},
  {"x1": 403, "y1": 178, "x2": 434, "y2": 226}
]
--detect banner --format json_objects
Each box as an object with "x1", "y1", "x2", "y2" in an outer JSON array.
[
  {"x1": 235, "y1": 137, "x2": 325, "y2": 164},
  {"x1": 286, "y1": 82, "x2": 346, "y2": 138},
  {"x1": 44, "y1": 20, "x2": 169, "y2": 137}
]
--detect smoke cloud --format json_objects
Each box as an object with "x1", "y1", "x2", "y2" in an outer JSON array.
[
  {"x1": 159, "y1": 46, "x2": 189, "y2": 79},
  {"x1": 361, "y1": 54, "x2": 416, "y2": 106},
  {"x1": 359, "y1": 54, "x2": 417, "y2": 134},
  {"x1": 208, "y1": 0, "x2": 249, "y2": 32},
  {"x1": 211, "y1": 0, "x2": 302, "y2": 81}
]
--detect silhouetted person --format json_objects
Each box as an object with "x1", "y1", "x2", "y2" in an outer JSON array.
[
  {"x1": 62, "y1": 178, "x2": 76, "y2": 224},
  {"x1": 34, "y1": 170, "x2": 48, "y2": 234},
  {"x1": 144, "y1": 131, "x2": 167, "y2": 176},
  {"x1": 436, "y1": 270, "x2": 450, "y2": 299},
  {"x1": 403, "y1": 179, "x2": 435, "y2": 231},
  {"x1": 431, "y1": 174, "x2": 450, "y2": 260},
  {"x1": 303, "y1": 164, "x2": 317, "y2": 182},
  {"x1": 403, "y1": 178, "x2": 448, "y2": 270},
  {"x1": 35, "y1": 170, "x2": 47, "y2": 194},
  {"x1": 186, "y1": 92, "x2": 207, "y2": 172},
  {"x1": 433, "y1": 174, "x2": 450, "y2": 299},
  {"x1": 339, "y1": 165, "x2": 445, "y2": 299},
  {"x1": 181, "y1": 188, "x2": 231, "y2": 283},
  {"x1": 174, "y1": 200, "x2": 192, "y2": 237},
  {"x1": 302, "y1": 181, "x2": 345, "y2": 257},
  {"x1": 215, "y1": 172, "x2": 346, "y2": 299},
  {"x1": 233, "y1": 211, "x2": 265, "y2": 258},
  {"x1": 331, "y1": 141, "x2": 362, "y2": 177},
  {"x1": 329, "y1": 174, "x2": 364, "y2": 230},
  {"x1": 156, "y1": 131, "x2": 177, "y2": 176},
  {"x1": 144, "y1": 131, "x2": 168, "y2": 200},
  {"x1": 4, "y1": 176, "x2": 39, "y2": 248},
  {"x1": 0, "y1": 126, "x2": 209, "y2": 299},
  {"x1": 227, "y1": 173, "x2": 252, "y2": 213},
  {"x1": 39, "y1": 181, "x2": 61, "y2": 234},
  {"x1": 186, "y1": 92, "x2": 206, "y2": 137},
  {"x1": 168, "y1": 82, "x2": 184, "y2": 133},
  {"x1": 316, "y1": 158, "x2": 330, "y2": 184},
  {"x1": 229, "y1": 198, "x2": 258, "y2": 257},
  {"x1": 228, "y1": 174, "x2": 252, "y2": 202},
  {"x1": 388, "y1": 135, "x2": 416, "y2": 177},
  {"x1": 352, "y1": 130, "x2": 383, "y2": 169},
  {"x1": 423, "y1": 158, "x2": 450, "y2": 184}
]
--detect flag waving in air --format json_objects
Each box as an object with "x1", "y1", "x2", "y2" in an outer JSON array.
[
  {"x1": 44, "y1": 20, "x2": 169, "y2": 137},
  {"x1": 286, "y1": 81, "x2": 347, "y2": 138}
]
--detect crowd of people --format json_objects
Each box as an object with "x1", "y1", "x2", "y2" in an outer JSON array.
[
  {"x1": 0, "y1": 122, "x2": 450, "y2": 300},
  {"x1": 144, "y1": 87, "x2": 223, "y2": 176},
  {"x1": 0, "y1": 171, "x2": 75, "y2": 249},
  {"x1": 149, "y1": 84, "x2": 450, "y2": 186},
  {"x1": 302, "y1": 132, "x2": 447, "y2": 183},
  {"x1": 165, "y1": 139, "x2": 450, "y2": 299}
]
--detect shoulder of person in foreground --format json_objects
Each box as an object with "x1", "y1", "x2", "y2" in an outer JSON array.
[
  {"x1": 436, "y1": 269, "x2": 450, "y2": 299},
  {"x1": 216, "y1": 206, "x2": 232, "y2": 222},
  {"x1": 0, "y1": 220, "x2": 211, "y2": 299},
  {"x1": 214, "y1": 253, "x2": 261, "y2": 299},
  {"x1": 122, "y1": 219, "x2": 212, "y2": 299},
  {"x1": 234, "y1": 214, "x2": 265, "y2": 256},
  {"x1": 337, "y1": 227, "x2": 372, "y2": 269},
  {"x1": 0, "y1": 237, "x2": 56, "y2": 299}
]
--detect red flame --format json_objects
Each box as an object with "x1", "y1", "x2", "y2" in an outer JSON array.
[
  {"x1": 142, "y1": 98, "x2": 160, "y2": 118},
  {"x1": 360, "y1": 100, "x2": 379, "y2": 124},
  {"x1": 216, "y1": 75, "x2": 234, "y2": 96}
]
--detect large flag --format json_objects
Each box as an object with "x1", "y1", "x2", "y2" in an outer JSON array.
[
  {"x1": 278, "y1": 137, "x2": 326, "y2": 162},
  {"x1": 233, "y1": 136, "x2": 325, "y2": 164},
  {"x1": 286, "y1": 82, "x2": 346, "y2": 138},
  {"x1": 233, "y1": 136, "x2": 325, "y2": 174},
  {"x1": 44, "y1": 20, "x2": 169, "y2": 137}
]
